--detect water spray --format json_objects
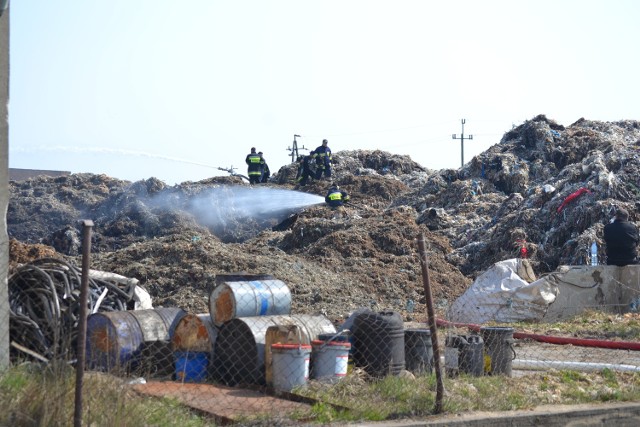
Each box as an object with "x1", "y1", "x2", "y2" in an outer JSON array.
[{"x1": 166, "y1": 185, "x2": 325, "y2": 240}]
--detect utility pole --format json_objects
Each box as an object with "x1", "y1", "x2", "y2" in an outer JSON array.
[
  {"x1": 452, "y1": 119, "x2": 473, "y2": 168},
  {"x1": 287, "y1": 134, "x2": 306, "y2": 163}
]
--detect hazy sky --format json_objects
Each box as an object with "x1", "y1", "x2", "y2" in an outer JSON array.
[{"x1": 8, "y1": 1, "x2": 640, "y2": 185}]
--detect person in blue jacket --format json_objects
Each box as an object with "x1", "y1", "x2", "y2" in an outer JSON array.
[
  {"x1": 325, "y1": 185, "x2": 349, "y2": 209},
  {"x1": 314, "y1": 139, "x2": 332, "y2": 179}
]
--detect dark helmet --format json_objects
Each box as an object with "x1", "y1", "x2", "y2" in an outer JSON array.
[
  {"x1": 251, "y1": 147, "x2": 256, "y2": 153},
  {"x1": 322, "y1": 139, "x2": 328, "y2": 144},
  {"x1": 309, "y1": 150, "x2": 315, "y2": 155},
  {"x1": 258, "y1": 151, "x2": 263, "y2": 155}
]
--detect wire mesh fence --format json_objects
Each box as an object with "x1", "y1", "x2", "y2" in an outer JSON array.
[{"x1": 4, "y1": 257, "x2": 640, "y2": 425}]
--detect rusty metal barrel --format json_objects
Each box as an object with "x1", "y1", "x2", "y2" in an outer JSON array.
[
  {"x1": 209, "y1": 274, "x2": 291, "y2": 327},
  {"x1": 86, "y1": 307, "x2": 186, "y2": 376},
  {"x1": 171, "y1": 313, "x2": 218, "y2": 382},
  {"x1": 171, "y1": 313, "x2": 218, "y2": 353}
]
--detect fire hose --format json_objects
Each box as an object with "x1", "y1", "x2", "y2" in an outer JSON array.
[{"x1": 8, "y1": 258, "x2": 138, "y2": 363}]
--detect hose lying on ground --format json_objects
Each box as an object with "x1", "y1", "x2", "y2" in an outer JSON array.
[{"x1": 8, "y1": 258, "x2": 138, "y2": 362}]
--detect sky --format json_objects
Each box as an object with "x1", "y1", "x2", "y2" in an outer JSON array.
[{"x1": 8, "y1": 0, "x2": 640, "y2": 185}]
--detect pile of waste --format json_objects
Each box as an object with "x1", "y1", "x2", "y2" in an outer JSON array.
[{"x1": 7, "y1": 114, "x2": 640, "y2": 329}]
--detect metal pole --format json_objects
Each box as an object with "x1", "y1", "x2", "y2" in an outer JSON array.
[
  {"x1": 417, "y1": 233, "x2": 444, "y2": 414},
  {"x1": 452, "y1": 119, "x2": 473, "y2": 168},
  {"x1": 460, "y1": 119, "x2": 465, "y2": 168},
  {"x1": 74, "y1": 220, "x2": 94, "y2": 427}
]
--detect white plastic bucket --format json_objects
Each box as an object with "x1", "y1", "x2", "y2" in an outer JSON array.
[
  {"x1": 311, "y1": 340, "x2": 351, "y2": 382},
  {"x1": 271, "y1": 343, "x2": 311, "y2": 392}
]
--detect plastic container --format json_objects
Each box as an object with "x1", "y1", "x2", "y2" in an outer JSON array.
[
  {"x1": 404, "y1": 329, "x2": 433, "y2": 375},
  {"x1": 591, "y1": 242, "x2": 598, "y2": 266},
  {"x1": 352, "y1": 311, "x2": 405, "y2": 378},
  {"x1": 445, "y1": 334, "x2": 484, "y2": 377},
  {"x1": 175, "y1": 351, "x2": 209, "y2": 382},
  {"x1": 271, "y1": 343, "x2": 312, "y2": 392},
  {"x1": 265, "y1": 324, "x2": 304, "y2": 386},
  {"x1": 318, "y1": 332, "x2": 354, "y2": 374},
  {"x1": 311, "y1": 339, "x2": 351, "y2": 382},
  {"x1": 480, "y1": 327, "x2": 516, "y2": 376}
]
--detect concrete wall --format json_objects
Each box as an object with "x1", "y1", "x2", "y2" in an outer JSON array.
[
  {"x1": 542, "y1": 265, "x2": 640, "y2": 322},
  {"x1": 0, "y1": 2, "x2": 9, "y2": 368}
]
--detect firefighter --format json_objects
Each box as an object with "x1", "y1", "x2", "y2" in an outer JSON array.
[
  {"x1": 245, "y1": 147, "x2": 264, "y2": 184},
  {"x1": 314, "y1": 139, "x2": 332, "y2": 179},
  {"x1": 325, "y1": 185, "x2": 349, "y2": 209},
  {"x1": 296, "y1": 151, "x2": 316, "y2": 186},
  {"x1": 259, "y1": 152, "x2": 270, "y2": 183}
]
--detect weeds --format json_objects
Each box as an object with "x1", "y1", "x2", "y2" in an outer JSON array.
[
  {"x1": 2, "y1": 359, "x2": 640, "y2": 425},
  {"x1": 0, "y1": 362, "x2": 213, "y2": 427}
]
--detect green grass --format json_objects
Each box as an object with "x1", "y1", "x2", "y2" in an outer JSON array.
[
  {"x1": 3, "y1": 357, "x2": 640, "y2": 425},
  {"x1": 299, "y1": 368, "x2": 640, "y2": 423},
  {"x1": 506, "y1": 310, "x2": 640, "y2": 340},
  {"x1": 0, "y1": 362, "x2": 215, "y2": 427}
]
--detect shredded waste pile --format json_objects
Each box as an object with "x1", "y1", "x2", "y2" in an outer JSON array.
[{"x1": 7, "y1": 115, "x2": 640, "y2": 331}]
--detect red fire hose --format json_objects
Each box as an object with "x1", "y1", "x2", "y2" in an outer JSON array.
[{"x1": 436, "y1": 318, "x2": 640, "y2": 351}]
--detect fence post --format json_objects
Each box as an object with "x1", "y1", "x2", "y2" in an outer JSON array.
[
  {"x1": 74, "y1": 220, "x2": 94, "y2": 427},
  {"x1": 417, "y1": 233, "x2": 444, "y2": 413},
  {"x1": 0, "y1": 0, "x2": 10, "y2": 371}
]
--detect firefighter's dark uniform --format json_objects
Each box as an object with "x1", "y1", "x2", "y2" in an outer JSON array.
[
  {"x1": 325, "y1": 186, "x2": 349, "y2": 209},
  {"x1": 314, "y1": 140, "x2": 332, "y2": 179},
  {"x1": 296, "y1": 151, "x2": 316, "y2": 186},
  {"x1": 259, "y1": 152, "x2": 270, "y2": 183},
  {"x1": 246, "y1": 149, "x2": 264, "y2": 184}
]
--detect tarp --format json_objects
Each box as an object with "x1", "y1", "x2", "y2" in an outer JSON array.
[{"x1": 448, "y1": 258, "x2": 558, "y2": 323}]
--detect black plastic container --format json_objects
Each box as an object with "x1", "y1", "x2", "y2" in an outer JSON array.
[
  {"x1": 404, "y1": 328, "x2": 433, "y2": 375},
  {"x1": 445, "y1": 334, "x2": 484, "y2": 377},
  {"x1": 352, "y1": 311, "x2": 405, "y2": 378}
]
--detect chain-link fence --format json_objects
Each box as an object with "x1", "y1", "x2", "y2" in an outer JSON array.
[
  {"x1": 443, "y1": 258, "x2": 640, "y2": 377},
  {"x1": 4, "y1": 255, "x2": 640, "y2": 425}
]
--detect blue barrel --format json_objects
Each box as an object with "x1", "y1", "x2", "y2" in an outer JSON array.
[
  {"x1": 175, "y1": 351, "x2": 209, "y2": 383},
  {"x1": 209, "y1": 274, "x2": 291, "y2": 326},
  {"x1": 352, "y1": 311, "x2": 405, "y2": 378},
  {"x1": 86, "y1": 307, "x2": 186, "y2": 375},
  {"x1": 404, "y1": 329, "x2": 433, "y2": 375}
]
